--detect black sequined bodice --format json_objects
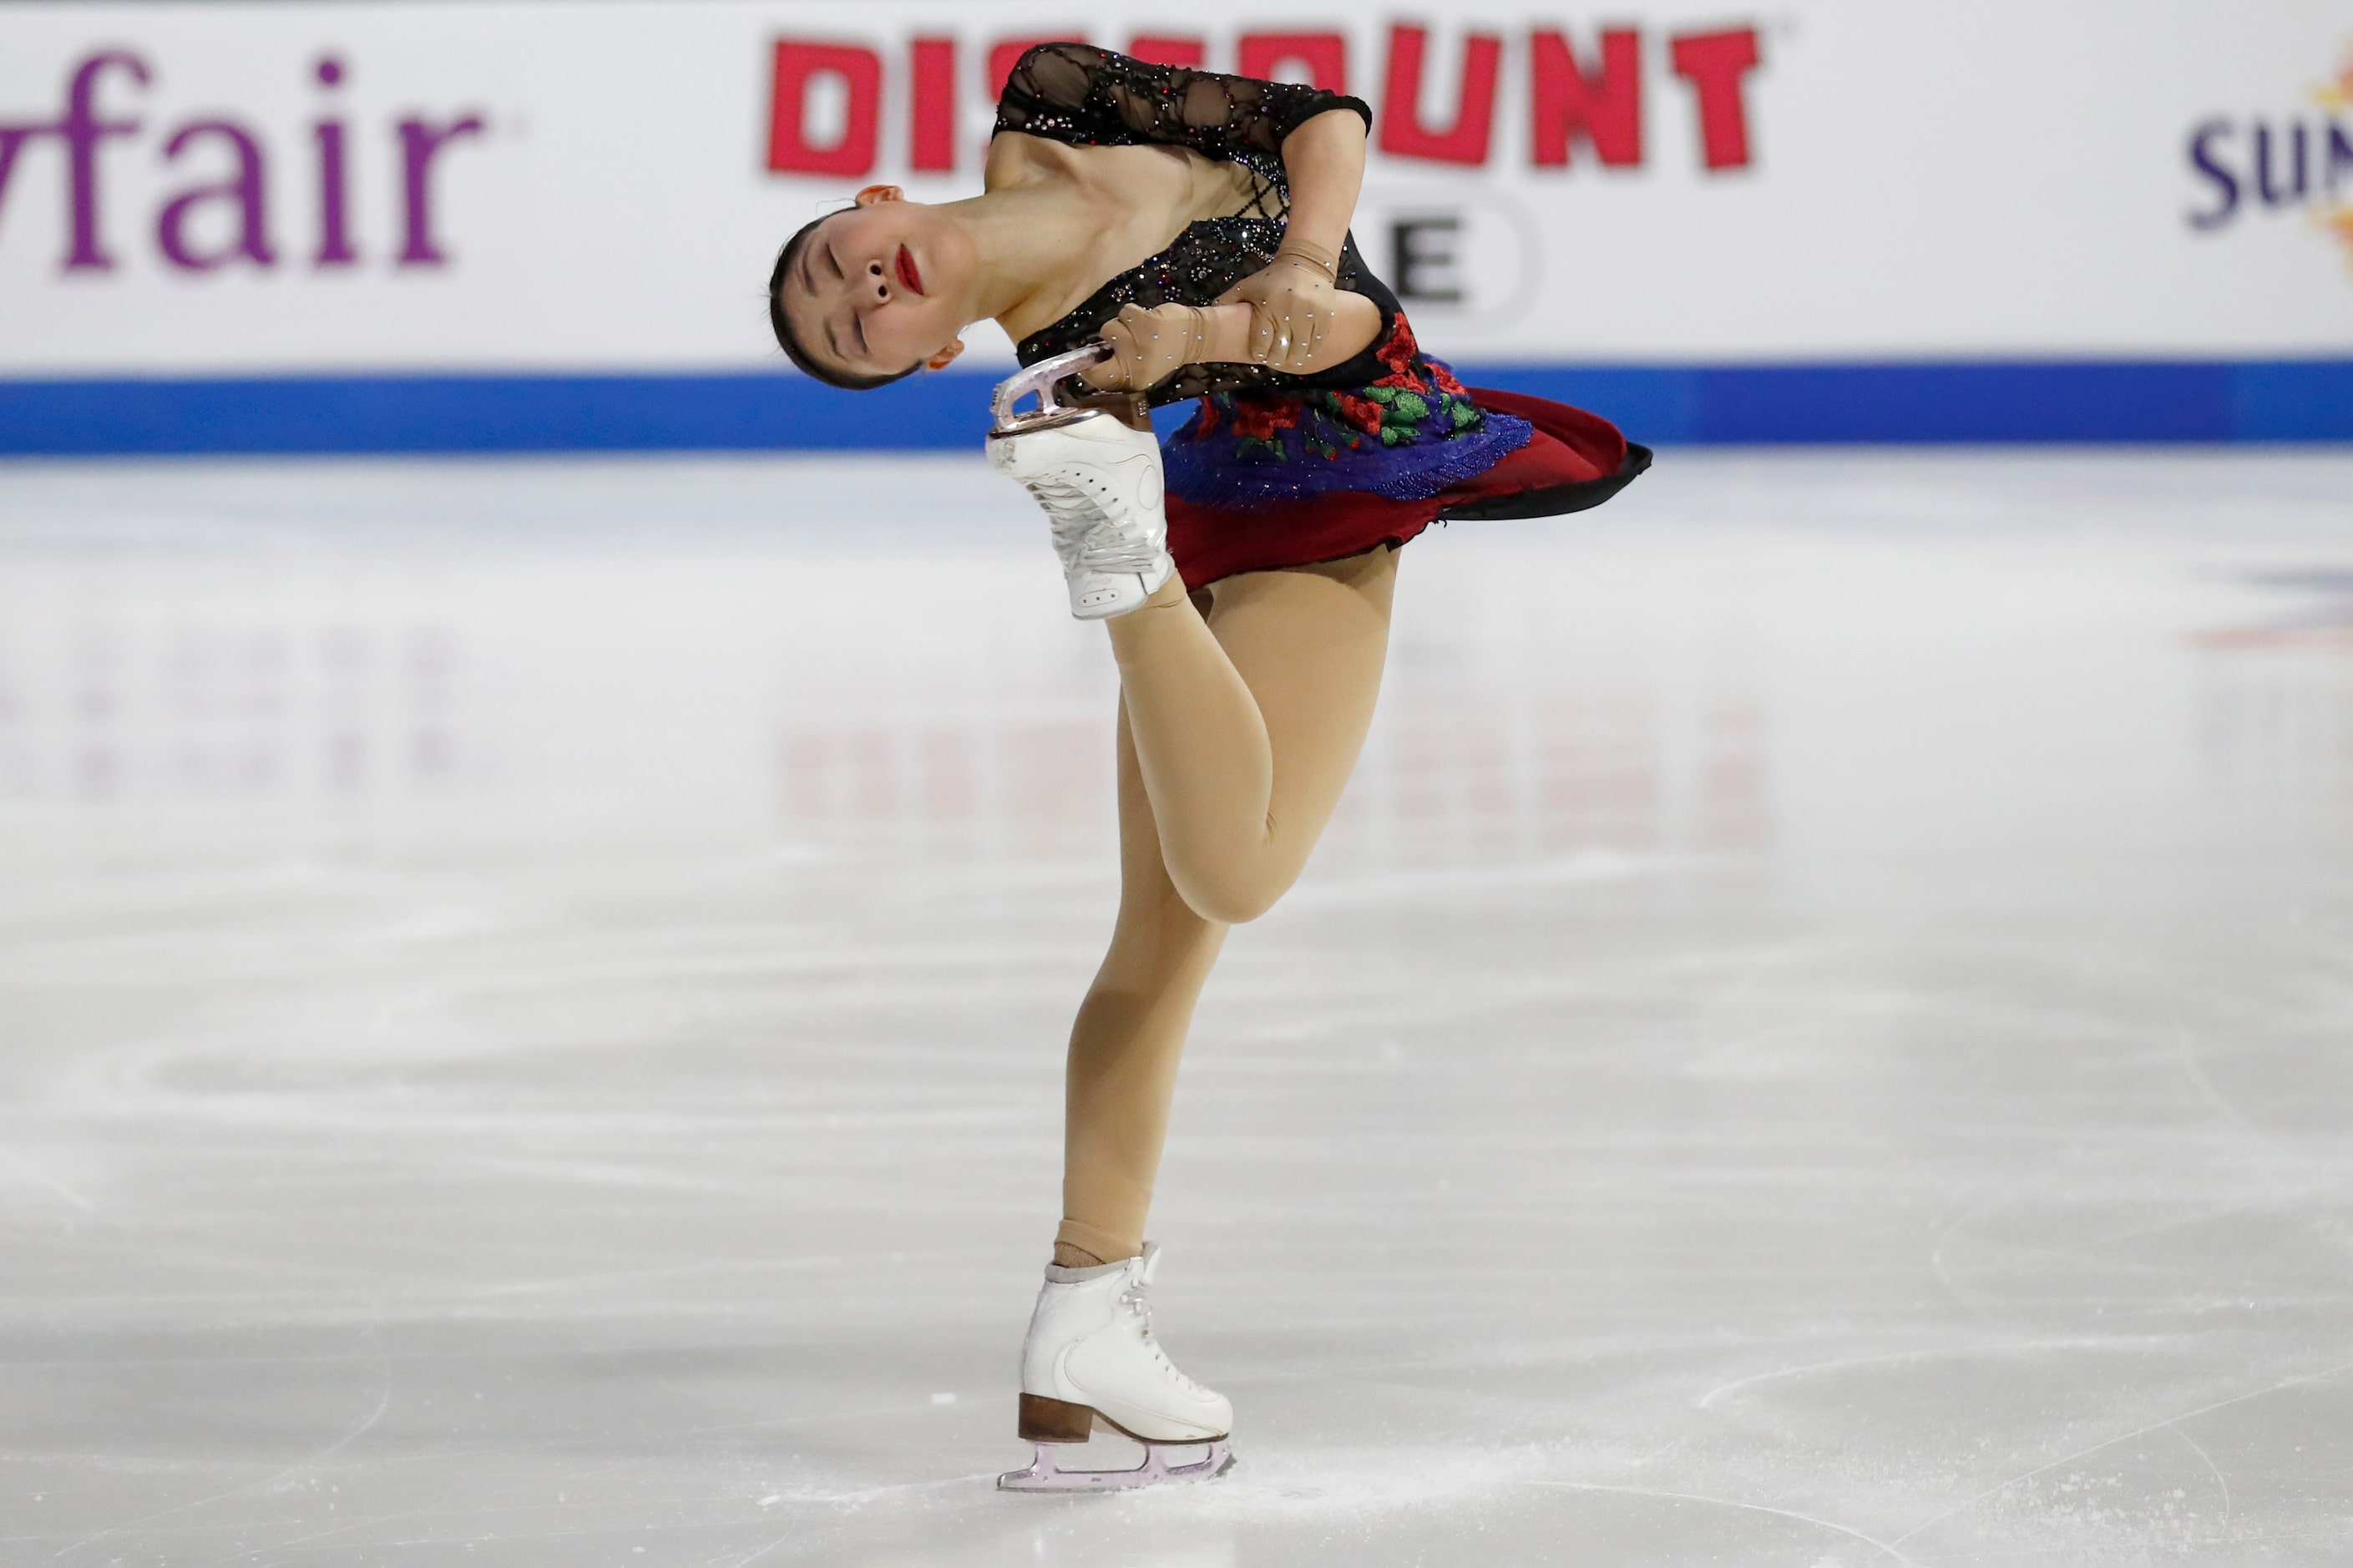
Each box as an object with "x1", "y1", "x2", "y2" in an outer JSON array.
[
  {"x1": 1013, "y1": 220, "x2": 1395, "y2": 403},
  {"x1": 994, "y1": 43, "x2": 1397, "y2": 406}
]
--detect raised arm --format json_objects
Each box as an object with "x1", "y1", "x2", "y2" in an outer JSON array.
[
  {"x1": 1216, "y1": 106, "x2": 1379, "y2": 372},
  {"x1": 995, "y1": 44, "x2": 1371, "y2": 165}
]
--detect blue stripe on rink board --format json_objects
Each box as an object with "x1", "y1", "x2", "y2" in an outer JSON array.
[
  {"x1": 1470, "y1": 360, "x2": 2353, "y2": 445},
  {"x1": 0, "y1": 373, "x2": 999, "y2": 456},
  {"x1": 2, "y1": 359, "x2": 2348, "y2": 454}
]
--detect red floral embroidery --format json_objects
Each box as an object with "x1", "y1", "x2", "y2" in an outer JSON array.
[
  {"x1": 1172, "y1": 321, "x2": 1487, "y2": 479},
  {"x1": 1333, "y1": 392, "x2": 1385, "y2": 435},
  {"x1": 1372, "y1": 317, "x2": 1428, "y2": 390},
  {"x1": 1230, "y1": 396, "x2": 1302, "y2": 442}
]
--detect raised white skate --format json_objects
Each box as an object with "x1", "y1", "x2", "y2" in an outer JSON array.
[
  {"x1": 986, "y1": 343, "x2": 1176, "y2": 621},
  {"x1": 997, "y1": 1242, "x2": 1236, "y2": 1493}
]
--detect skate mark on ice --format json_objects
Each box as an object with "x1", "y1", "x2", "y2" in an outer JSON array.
[
  {"x1": 1925, "y1": 1166, "x2": 2069, "y2": 1327},
  {"x1": 52, "y1": 1333, "x2": 395, "y2": 1562},
  {"x1": 2174, "y1": 1025, "x2": 2270, "y2": 1141},
  {"x1": 205, "y1": 1418, "x2": 812, "y2": 1562},
  {"x1": 2163, "y1": 1419, "x2": 2233, "y2": 1527},
  {"x1": 1694, "y1": 1338, "x2": 2143, "y2": 1412},
  {"x1": 1521, "y1": 1478, "x2": 1920, "y2": 1566},
  {"x1": 0, "y1": 1148, "x2": 97, "y2": 1212},
  {"x1": 1870, "y1": 1355, "x2": 2353, "y2": 1560},
  {"x1": 200, "y1": 1384, "x2": 957, "y2": 1561},
  {"x1": 705, "y1": 1476, "x2": 1001, "y2": 1568}
]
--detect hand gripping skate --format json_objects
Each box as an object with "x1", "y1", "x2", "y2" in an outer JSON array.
[
  {"x1": 986, "y1": 343, "x2": 1177, "y2": 622},
  {"x1": 997, "y1": 1243, "x2": 1236, "y2": 1493}
]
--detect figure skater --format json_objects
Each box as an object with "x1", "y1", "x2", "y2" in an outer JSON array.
[{"x1": 767, "y1": 43, "x2": 1647, "y2": 1490}]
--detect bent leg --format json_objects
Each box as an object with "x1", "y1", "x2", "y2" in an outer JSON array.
[{"x1": 1105, "y1": 548, "x2": 1397, "y2": 924}]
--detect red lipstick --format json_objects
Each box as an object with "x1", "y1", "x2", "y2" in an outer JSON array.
[{"x1": 895, "y1": 245, "x2": 923, "y2": 296}]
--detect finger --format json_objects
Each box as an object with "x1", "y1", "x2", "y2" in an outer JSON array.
[
  {"x1": 1084, "y1": 326, "x2": 1132, "y2": 387},
  {"x1": 1274, "y1": 312, "x2": 1303, "y2": 371}
]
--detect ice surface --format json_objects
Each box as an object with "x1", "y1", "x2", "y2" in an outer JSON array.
[{"x1": 0, "y1": 451, "x2": 2348, "y2": 1565}]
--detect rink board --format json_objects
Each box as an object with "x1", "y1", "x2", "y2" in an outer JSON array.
[
  {"x1": 2, "y1": 0, "x2": 2350, "y2": 448},
  {"x1": 4, "y1": 359, "x2": 2351, "y2": 453}
]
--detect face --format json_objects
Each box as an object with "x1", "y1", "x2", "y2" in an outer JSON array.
[{"x1": 780, "y1": 190, "x2": 967, "y2": 381}]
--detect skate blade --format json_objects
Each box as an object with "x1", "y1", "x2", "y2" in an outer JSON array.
[
  {"x1": 996, "y1": 1439, "x2": 1234, "y2": 1493},
  {"x1": 990, "y1": 343, "x2": 1116, "y2": 435}
]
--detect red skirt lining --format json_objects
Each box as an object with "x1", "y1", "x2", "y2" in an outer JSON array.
[{"x1": 1165, "y1": 389, "x2": 1636, "y2": 590}]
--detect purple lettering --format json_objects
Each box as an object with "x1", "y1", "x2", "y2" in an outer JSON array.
[
  {"x1": 314, "y1": 57, "x2": 354, "y2": 266},
  {"x1": 314, "y1": 121, "x2": 354, "y2": 266},
  {"x1": 2254, "y1": 120, "x2": 2307, "y2": 205},
  {"x1": 397, "y1": 114, "x2": 484, "y2": 266},
  {"x1": 0, "y1": 124, "x2": 47, "y2": 243},
  {"x1": 2330, "y1": 122, "x2": 2353, "y2": 196},
  {"x1": 2187, "y1": 119, "x2": 2238, "y2": 230},
  {"x1": 60, "y1": 50, "x2": 151, "y2": 271},
  {"x1": 156, "y1": 119, "x2": 275, "y2": 270}
]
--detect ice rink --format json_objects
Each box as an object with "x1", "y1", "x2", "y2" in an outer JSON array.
[{"x1": 2, "y1": 450, "x2": 2350, "y2": 1566}]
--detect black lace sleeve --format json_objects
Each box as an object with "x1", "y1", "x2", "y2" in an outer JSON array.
[{"x1": 994, "y1": 43, "x2": 1373, "y2": 170}]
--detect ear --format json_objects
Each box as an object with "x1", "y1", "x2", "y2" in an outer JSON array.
[
  {"x1": 853, "y1": 185, "x2": 904, "y2": 208},
  {"x1": 923, "y1": 338, "x2": 966, "y2": 372}
]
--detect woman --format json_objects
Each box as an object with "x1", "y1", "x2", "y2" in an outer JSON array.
[{"x1": 769, "y1": 43, "x2": 1646, "y2": 1490}]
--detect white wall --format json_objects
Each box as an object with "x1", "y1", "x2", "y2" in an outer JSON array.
[{"x1": 1, "y1": 0, "x2": 2348, "y2": 376}]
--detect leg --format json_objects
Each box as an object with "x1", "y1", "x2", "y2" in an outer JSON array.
[
  {"x1": 1010, "y1": 554, "x2": 1398, "y2": 1488},
  {"x1": 1059, "y1": 549, "x2": 1399, "y2": 1263},
  {"x1": 1058, "y1": 699, "x2": 1229, "y2": 1266},
  {"x1": 1104, "y1": 547, "x2": 1398, "y2": 926}
]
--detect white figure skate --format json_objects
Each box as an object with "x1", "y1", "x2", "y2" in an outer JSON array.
[
  {"x1": 986, "y1": 343, "x2": 1176, "y2": 621},
  {"x1": 997, "y1": 1242, "x2": 1236, "y2": 1492}
]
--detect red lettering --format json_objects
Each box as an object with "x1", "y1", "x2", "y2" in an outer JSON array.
[
  {"x1": 1379, "y1": 25, "x2": 1500, "y2": 165},
  {"x1": 767, "y1": 40, "x2": 880, "y2": 178},
  {"x1": 1529, "y1": 28, "x2": 1642, "y2": 168},
  {"x1": 1669, "y1": 28, "x2": 1761, "y2": 170},
  {"x1": 1128, "y1": 36, "x2": 1206, "y2": 68},
  {"x1": 909, "y1": 37, "x2": 955, "y2": 171},
  {"x1": 1237, "y1": 32, "x2": 1348, "y2": 93},
  {"x1": 989, "y1": 36, "x2": 1086, "y2": 100}
]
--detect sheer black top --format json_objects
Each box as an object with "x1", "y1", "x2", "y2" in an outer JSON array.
[{"x1": 994, "y1": 44, "x2": 1402, "y2": 406}]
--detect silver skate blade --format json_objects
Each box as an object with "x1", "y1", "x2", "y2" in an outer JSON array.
[
  {"x1": 995, "y1": 1439, "x2": 1235, "y2": 1493},
  {"x1": 990, "y1": 342, "x2": 1116, "y2": 435}
]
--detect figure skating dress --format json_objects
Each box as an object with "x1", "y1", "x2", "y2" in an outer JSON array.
[{"x1": 998, "y1": 44, "x2": 1651, "y2": 591}]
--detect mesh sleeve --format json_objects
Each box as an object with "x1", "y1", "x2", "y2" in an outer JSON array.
[{"x1": 994, "y1": 43, "x2": 1373, "y2": 162}]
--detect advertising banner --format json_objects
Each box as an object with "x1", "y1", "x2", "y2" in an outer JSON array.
[{"x1": 1, "y1": 0, "x2": 2349, "y2": 448}]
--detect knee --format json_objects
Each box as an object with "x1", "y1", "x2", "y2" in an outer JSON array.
[{"x1": 1168, "y1": 865, "x2": 1286, "y2": 926}]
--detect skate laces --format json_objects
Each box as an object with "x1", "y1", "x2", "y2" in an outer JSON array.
[
  {"x1": 1116, "y1": 1251, "x2": 1205, "y2": 1393},
  {"x1": 1025, "y1": 474, "x2": 1165, "y2": 577}
]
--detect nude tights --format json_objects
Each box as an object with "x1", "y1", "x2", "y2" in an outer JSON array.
[{"x1": 1053, "y1": 549, "x2": 1396, "y2": 1267}]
